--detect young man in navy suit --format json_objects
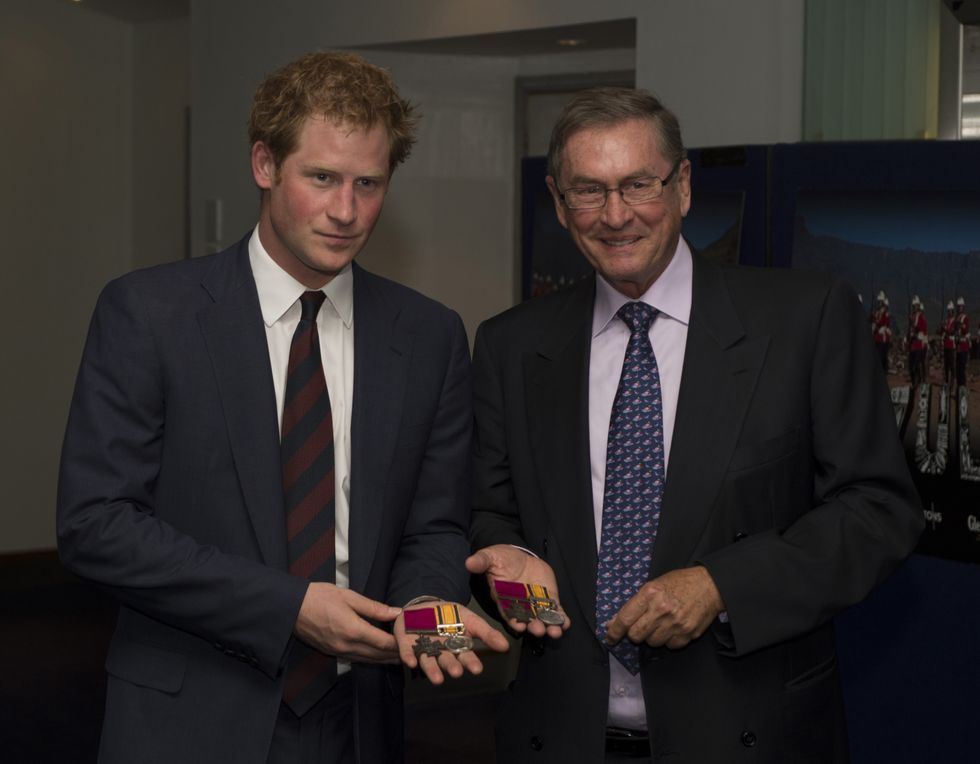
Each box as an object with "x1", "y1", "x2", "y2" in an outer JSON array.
[{"x1": 58, "y1": 51, "x2": 506, "y2": 764}]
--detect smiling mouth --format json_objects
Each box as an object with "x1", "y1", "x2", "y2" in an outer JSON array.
[{"x1": 601, "y1": 236, "x2": 641, "y2": 247}]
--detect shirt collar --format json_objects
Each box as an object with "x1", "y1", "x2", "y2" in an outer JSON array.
[
  {"x1": 592, "y1": 237, "x2": 693, "y2": 338},
  {"x1": 248, "y1": 225, "x2": 354, "y2": 328}
]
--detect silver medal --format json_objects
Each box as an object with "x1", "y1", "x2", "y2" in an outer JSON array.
[{"x1": 442, "y1": 634, "x2": 474, "y2": 654}]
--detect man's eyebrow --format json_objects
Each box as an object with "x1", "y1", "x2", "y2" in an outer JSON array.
[
  {"x1": 299, "y1": 164, "x2": 387, "y2": 180},
  {"x1": 300, "y1": 164, "x2": 336, "y2": 174},
  {"x1": 564, "y1": 171, "x2": 653, "y2": 186},
  {"x1": 563, "y1": 174, "x2": 602, "y2": 186}
]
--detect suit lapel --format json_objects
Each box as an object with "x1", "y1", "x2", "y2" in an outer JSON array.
[
  {"x1": 652, "y1": 255, "x2": 768, "y2": 575},
  {"x1": 197, "y1": 240, "x2": 287, "y2": 569},
  {"x1": 347, "y1": 266, "x2": 410, "y2": 593},
  {"x1": 525, "y1": 277, "x2": 599, "y2": 632}
]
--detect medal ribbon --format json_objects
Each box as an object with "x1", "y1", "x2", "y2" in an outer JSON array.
[{"x1": 404, "y1": 603, "x2": 464, "y2": 634}]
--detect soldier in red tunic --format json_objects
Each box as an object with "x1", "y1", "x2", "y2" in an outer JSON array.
[
  {"x1": 940, "y1": 301, "x2": 956, "y2": 385},
  {"x1": 871, "y1": 291, "x2": 892, "y2": 373},
  {"x1": 907, "y1": 295, "x2": 928, "y2": 387}
]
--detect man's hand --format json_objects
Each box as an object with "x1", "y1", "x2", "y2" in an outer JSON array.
[
  {"x1": 394, "y1": 602, "x2": 510, "y2": 685},
  {"x1": 294, "y1": 582, "x2": 401, "y2": 664},
  {"x1": 466, "y1": 544, "x2": 571, "y2": 639},
  {"x1": 604, "y1": 566, "x2": 724, "y2": 650}
]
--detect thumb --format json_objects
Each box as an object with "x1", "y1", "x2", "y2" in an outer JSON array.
[{"x1": 465, "y1": 549, "x2": 492, "y2": 575}]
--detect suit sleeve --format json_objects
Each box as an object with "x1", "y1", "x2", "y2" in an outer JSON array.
[
  {"x1": 57, "y1": 278, "x2": 306, "y2": 679},
  {"x1": 469, "y1": 320, "x2": 530, "y2": 551},
  {"x1": 384, "y1": 311, "x2": 473, "y2": 607},
  {"x1": 699, "y1": 278, "x2": 924, "y2": 656}
]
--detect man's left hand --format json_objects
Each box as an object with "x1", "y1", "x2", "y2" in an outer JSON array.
[
  {"x1": 604, "y1": 566, "x2": 725, "y2": 650},
  {"x1": 394, "y1": 602, "x2": 510, "y2": 685}
]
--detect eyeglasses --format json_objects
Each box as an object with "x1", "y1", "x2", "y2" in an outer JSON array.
[{"x1": 558, "y1": 162, "x2": 681, "y2": 210}]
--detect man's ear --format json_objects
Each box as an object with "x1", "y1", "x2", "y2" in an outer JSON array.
[
  {"x1": 251, "y1": 141, "x2": 277, "y2": 190},
  {"x1": 545, "y1": 175, "x2": 569, "y2": 230},
  {"x1": 676, "y1": 158, "x2": 692, "y2": 218}
]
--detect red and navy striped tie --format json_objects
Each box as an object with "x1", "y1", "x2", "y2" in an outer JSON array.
[{"x1": 281, "y1": 290, "x2": 337, "y2": 715}]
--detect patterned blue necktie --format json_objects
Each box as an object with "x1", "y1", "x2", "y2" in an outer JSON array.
[{"x1": 596, "y1": 302, "x2": 664, "y2": 675}]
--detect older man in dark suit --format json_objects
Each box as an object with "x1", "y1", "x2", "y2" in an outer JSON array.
[
  {"x1": 58, "y1": 51, "x2": 506, "y2": 764},
  {"x1": 467, "y1": 88, "x2": 923, "y2": 763}
]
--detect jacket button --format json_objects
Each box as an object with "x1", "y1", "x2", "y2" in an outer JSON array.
[
  {"x1": 733, "y1": 531, "x2": 748, "y2": 542},
  {"x1": 530, "y1": 736, "x2": 543, "y2": 751},
  {"x1": 741, "y1": 730, "x2": 757, "y2": 747}
]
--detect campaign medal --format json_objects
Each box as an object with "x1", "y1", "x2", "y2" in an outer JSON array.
[
  {"x1": 442, "y1": 633, "x2": 474, "y2": 654},
  {"x1": 534, "y1": 604, "x2": 566, "y2": 626},
  {"x1": 527, "y1": 583, "x2": 566, "y2": 626}
]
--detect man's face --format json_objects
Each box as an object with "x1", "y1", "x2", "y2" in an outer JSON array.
[
  {"x1": 251, "y1": 116, "x2": 390, "y2": 288},
  {"x1": 546, "y1": 118, "x2": 691, "y2": 299}
]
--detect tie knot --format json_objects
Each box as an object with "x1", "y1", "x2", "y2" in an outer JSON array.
[
  {"x1": 617, "y1": 301, "x2": 657, "y2": 334},
  {"x1": 299, "y1": 291, "x2": 326, "y2": 322}
]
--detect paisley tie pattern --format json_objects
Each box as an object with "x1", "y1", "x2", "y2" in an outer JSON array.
[{"x1": 595, "y1": 302, "x2": 664, "y2": 675}]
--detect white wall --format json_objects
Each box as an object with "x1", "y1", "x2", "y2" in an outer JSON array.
[
  {"x1": 634, "y1": 2, "x2": 804, "y2": 147},
  {"x1": 0, "y1": 0, "x2": 134, "y2": 553},
  {"x1": 133, "y1": 17, "x2": 191, "y2": 268},
  {"x1": 0, "y1": 1, "x2": 188, "y2": 553},
  {"x1": 353, "y1": 52, "x2": 520, "y2": 332},
  {"x1": 189, "y1": 0, "x2": 805, "y2": 335}
]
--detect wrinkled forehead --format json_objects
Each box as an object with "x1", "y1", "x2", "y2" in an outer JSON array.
[{"x1": 557, "y1": 118, "x2": 667, "y2": 181}]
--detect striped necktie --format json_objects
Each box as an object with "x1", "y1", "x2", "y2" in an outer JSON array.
[{"x1": 281, "y1": 290, "x2": 337, "y2": 715}]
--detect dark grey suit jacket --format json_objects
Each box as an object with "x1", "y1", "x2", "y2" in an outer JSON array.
[
  {"x1": 470, "y1": 253, "x2": 923, "y2": 763},
  {"x1": 58, "y1": 235, "x2": 472, "y2": 763}
]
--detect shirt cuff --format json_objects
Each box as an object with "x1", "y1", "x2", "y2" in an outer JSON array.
[{"x1": 402, "y1": 595, "x2": 442, "y2": 608}]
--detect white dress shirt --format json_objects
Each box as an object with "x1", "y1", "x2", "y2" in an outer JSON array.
[
  {"x1": 248, "y1": 227, "x2": 355, "y2": 671},
  {"x1": 589, "y1": 238, "x2": 693, "y2": 730}
]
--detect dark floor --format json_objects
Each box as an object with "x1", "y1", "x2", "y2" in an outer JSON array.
[{"x1": 0, "y1": 552, "x2": 508, "y2": 763}]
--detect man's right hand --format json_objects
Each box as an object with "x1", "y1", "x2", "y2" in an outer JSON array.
[
  {"x1": 293, "y1": 582, "x2": 401, "y2": 664},
  {"x1": 466, "y1": 544, "x2": 570, "y2": 639}
]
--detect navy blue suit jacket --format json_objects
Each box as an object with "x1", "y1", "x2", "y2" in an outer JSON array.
[{"x1": 58, "y1": 235, "x2": 472, "y2": 763}]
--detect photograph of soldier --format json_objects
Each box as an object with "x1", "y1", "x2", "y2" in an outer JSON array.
[
  {"x1": 872, "y1": 290, "x2": 892, "y2": 373},
  {"x1": 941, "y1": 301, "x2": 957, "y2": 385},
  {"x1": 908, "y1": 295, "x2": 928, "y2": 387},
  {"x1": 955, "y1": 297, "x2": 970, "y2": 387}
]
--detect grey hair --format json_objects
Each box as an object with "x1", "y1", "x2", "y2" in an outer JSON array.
[{"x1": 546, "y1": 87, "x2": 686, "y2": 182}]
